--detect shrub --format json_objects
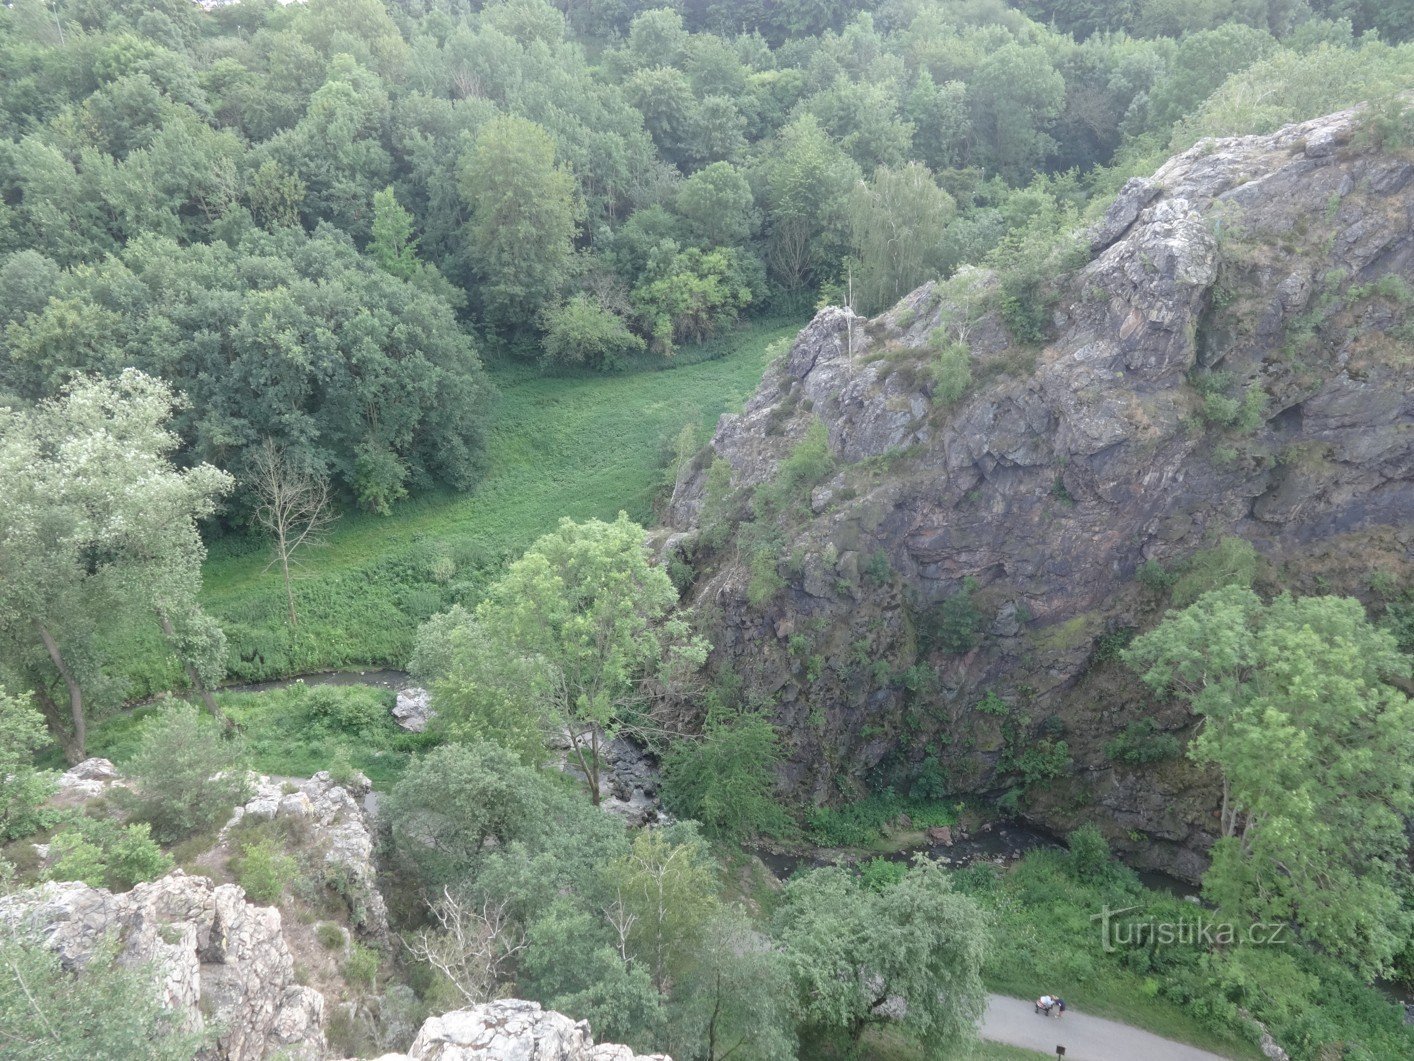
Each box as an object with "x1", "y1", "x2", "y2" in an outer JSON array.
[
  {"x1": 1136, "y1": 560, "x2": 1177, "y2": 592},
  {"x1": 120, "y1": 702, "x2": 251, "y2": 843},
  {"x1": 1105, "y1": 719, "x2": 1181, "y2": 766},
  {"x1": 345, "y1": 942, "x2": 380, "y2": 991},
  {"x1": 0, "y1": 935, "x2": 208, "y2": 1059},
  {"x1": 45, "y1": 818, "x2": 171, "y2": 891},
  {"x1": 929, "y1": 336, "x2": 972, "y2": 404},
  {"x1": 316, "y1": 922, "x2": 348, "y2": 951},
  {"x1": 236, "y1": 838, "x2": 298, "y2": 904},
  {"x1": 1065, "y1": 824, "x2": 1114, "y2": 883},
  {"x1": 304, "y1": 685, "x2": 390, "y2": 737},
  {"x1": 541, "y1": 294, "x2": 645, "y2": 371},
  {"x1": 662, "y1": 701, "x2": 791, "y2": 841},
  {"x1": 920, "y1": 578, "x2": 983, "y2": 654},
  {"x1": 0, "y1": 689, "x2": 54, "y2": 842}
]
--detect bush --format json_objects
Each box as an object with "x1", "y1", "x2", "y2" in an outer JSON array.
[
  {"x1": 0, "y1": 935, "x2": 208, "y2": 1059},
  {"x1": 304, "y1": 685, "x2": 392, "y2": 737},
  {"x1": 929, "y1": 336, "x2": 972, "y2": 405},
  {"x1": 1104, "y1": 719, "x2": 1181, "y2": 766},
  {"x1": 45, "y1": 817, "x2": 171, "y2": 891},
  {"x1": 1065, "y1": 824, "x2": 1115, "y2": 883},
  {"x1": 345, "y1": 942, "x2": 380, "y2": 991},
  {"x1": 235, "y1": 837, "x2": 298, "y2": 904},
  {"x1": 541, "y1": 294, "x2": 646, "y2": 371},
  {"x1": 919, "y1": 578, "x2": 983, "y2": 654},
  {"x1": 0, "y1": 689, "x2": 54, "y2": 842},
  {"x1": 662, "y1": 701, "x2": 791, "y2": 841},
  {"x1": 120, "y1": 702, "x2": 251, "y2": 843}
]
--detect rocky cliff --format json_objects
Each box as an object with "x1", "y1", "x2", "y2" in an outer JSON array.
[
  {"x1": 663, "y1": 106, "x2": 1414, "y2": 879},
  {"x1": 0, "y1": 872, "x2": 327, "y2": 1059}
]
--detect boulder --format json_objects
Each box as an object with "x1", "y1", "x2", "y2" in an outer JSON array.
[
  {"x1": 0, "y1": 872, "x2": 325, "y2": 1060},
  {"x1": 377, "y1": 999, "x2": 670, "y2": 1061},
  {"x1": 392, "y1": 687, "x2": 435, "y2": 733},
  {"x1": 54, "y1": 757, "x2": 121, "y2": 800}
]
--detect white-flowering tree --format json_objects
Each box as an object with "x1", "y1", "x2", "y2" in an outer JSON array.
[{"x1": 0, "y1": 371, "x2": 232, "y2": 761}]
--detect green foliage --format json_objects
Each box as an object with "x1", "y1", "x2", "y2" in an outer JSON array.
[
  {"x1": 929, "y1": 334, "x2": 973, "y2": 406},
  {"x1": 863, "y1": 548, "x2": 893, "y2": 587},
  {"x1": 662, "y1": 699, "x2": 790, "y2": 841},
  {"x1": 385, "y1": 742, "x2": 551, "y2": 888},
  {"x1": 45, "y1": 817, "x2": 171, "y2": 892},
  {"x1": 1137, "y1": 560, "x2": 1178, "y2": 593},
  {"x1": 974, "y1": 691, "x2": 1010, "y2": 717},
  {"x1": 633, "y1": 247, "x2": 758, "y2": 355},
  {"x1": 460, "y1": 114, "x2": 581, "y2": 333},
  {"x1": 1170, "y1": 537, "x2": 1259, "y2": 607},
  {"x1": 344, "y1": 942, "x2": 380, "y2": 992},
  {"x1": 234, "y1": 837, "x2": 298, "y2": 904},
  {"x1": 1125, "y1": 587, "x2": 1414, "y2": 978},
  {"x1": 120, "y1": 701, "x2": 251, "y2": 844},
  {"x1": 304, "y1": 684, "x2": 390, "y2": 738},
  {"x1": 1063, "y1": 823, "x2": 1115, "y2": 884},
  {"x1": 1104, "y1": 719, "x2": 1181, "y2": 766},
  {"x1": 541, "y1": 295, "x2": 645, "y2": 371},
  {"x1": 368, "y1": 185, "x2": 420, "y2": 280},
  {"x1": 919, "y1": 578, "x2": 984, "y2": 655},
  {"x1": 445, "y1": 510, "x2": 708, "y2": 801},
  {"x1": 0, "y1": 689, "x2": 54, "y2": 841},
  {"x1": 803, "y1": 794, "x2": 958, "y2": 848},
  {"x1": 772, "y1": 860, "x2": 990, "y2": 1054},
  {"x1": 847, "y1": 163, "x2": 955, "y2": 316},
  {"x1": 0, "y1": 935, "x2": 208, "y2": 1060}
]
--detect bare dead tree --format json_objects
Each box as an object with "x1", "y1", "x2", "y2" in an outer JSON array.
[
  {"x1": 403, "y1": 888, "x2": 526, "y2": 1005},
  {"x1": 248, "y1": 438, "x2": 336, "y2": 628}
]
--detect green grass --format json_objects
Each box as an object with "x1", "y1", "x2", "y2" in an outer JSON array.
[
  {"x1": 955, "y1": 851, "x2": 1412, "y2": 1061},
  {"x1": 110, "y1": 319, "x2": 800, "y2": 696},
  {"x1": 44, "y1": 684, "x2": 433, "y2": 788}
]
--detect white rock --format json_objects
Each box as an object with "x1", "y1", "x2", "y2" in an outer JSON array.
[
  {"x1": 0, "y1": 872, "x2": 326, "y2": 1060},
  {"x1": 393, "y1": 687, "x2": 436, "y2": 733}
]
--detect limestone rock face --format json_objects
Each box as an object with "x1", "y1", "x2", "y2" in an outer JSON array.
[
  {"x1": 375, "y1": 999, "x2": 669, "y2": 1061},
  {"x1": 663, "y1": 106, "x2": 1414, "y2": 879},
  {"x1": 224, "y1": 771, "x2": 389, "y2": 937},
  {"x1": 0, "y1": 872, "x2": 326, "y2": 1060}
]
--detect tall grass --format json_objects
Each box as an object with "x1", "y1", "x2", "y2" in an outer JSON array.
[{"x1": 108, "y1": 319, "x2": 800, "y2": 695}]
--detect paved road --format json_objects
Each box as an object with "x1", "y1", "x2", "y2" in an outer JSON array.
[{"x1": 979, "y1": 994, "x2": 1238, "y2": 1060}]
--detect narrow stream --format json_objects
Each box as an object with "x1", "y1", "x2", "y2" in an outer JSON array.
[{"x1": 219, "y1": 668, "x2": 411, "y2": 695}]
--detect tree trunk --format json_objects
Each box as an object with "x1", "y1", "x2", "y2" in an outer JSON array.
[
  {"x1": 280, "y1": 550, "x2": 298, "y2": 627},
  {"x1": 155, "y1": 610, "x2": 229, "y2": 729},
  {"x1": 34, "y1": 620, "x2": 84, "y2": 764}
]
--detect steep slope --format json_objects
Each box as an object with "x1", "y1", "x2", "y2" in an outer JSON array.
[{"x1": 663, "y1": 107, "x2": 1414, "y2": 879}]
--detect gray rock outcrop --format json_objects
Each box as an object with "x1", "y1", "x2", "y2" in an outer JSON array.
[
  {"x1": 371, "y1": 999, "x2": 669, "y2": 1061},
  {"x1": 663, "y1": 106, "x2": 1414, "y2": 878},
  {"x1": 224, "y1": 771, "x2": 389, "y2": 937},
  {"x1": 0, "y1": 872, "x2": 326, "y2": 1060}
]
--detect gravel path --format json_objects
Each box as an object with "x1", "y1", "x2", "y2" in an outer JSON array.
[{"x1": 980, "y1": 994, "x2": 1239, "y2": 1060}]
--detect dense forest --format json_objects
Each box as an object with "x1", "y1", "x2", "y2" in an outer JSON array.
[{"x1": 1, "y1": 2, "x2": 1413, "y2": 1060}]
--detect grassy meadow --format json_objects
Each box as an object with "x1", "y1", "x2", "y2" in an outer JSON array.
[{"x1": 109, "y1": 318, "x2": 800, "y2": 698}]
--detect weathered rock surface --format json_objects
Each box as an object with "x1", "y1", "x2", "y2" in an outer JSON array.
[
  {"x1": 0, "y1": 872, "x2": 326, "y2": 1060},
  {"x1": 224, "y1": 771, "x2": 388, "y2": 937},
  {"x1": 53, "y1": 756, "x2": 122, "y2": 801},
  {"x1": 663, "y1": 107, "x2": 1414, "y2": 878},
  {"x1": 392, "y1": 687, "x2": 436, "y2": 733},
  {"x1": 371, "y1": 999, "x2": 669, "y2": 1061}
]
